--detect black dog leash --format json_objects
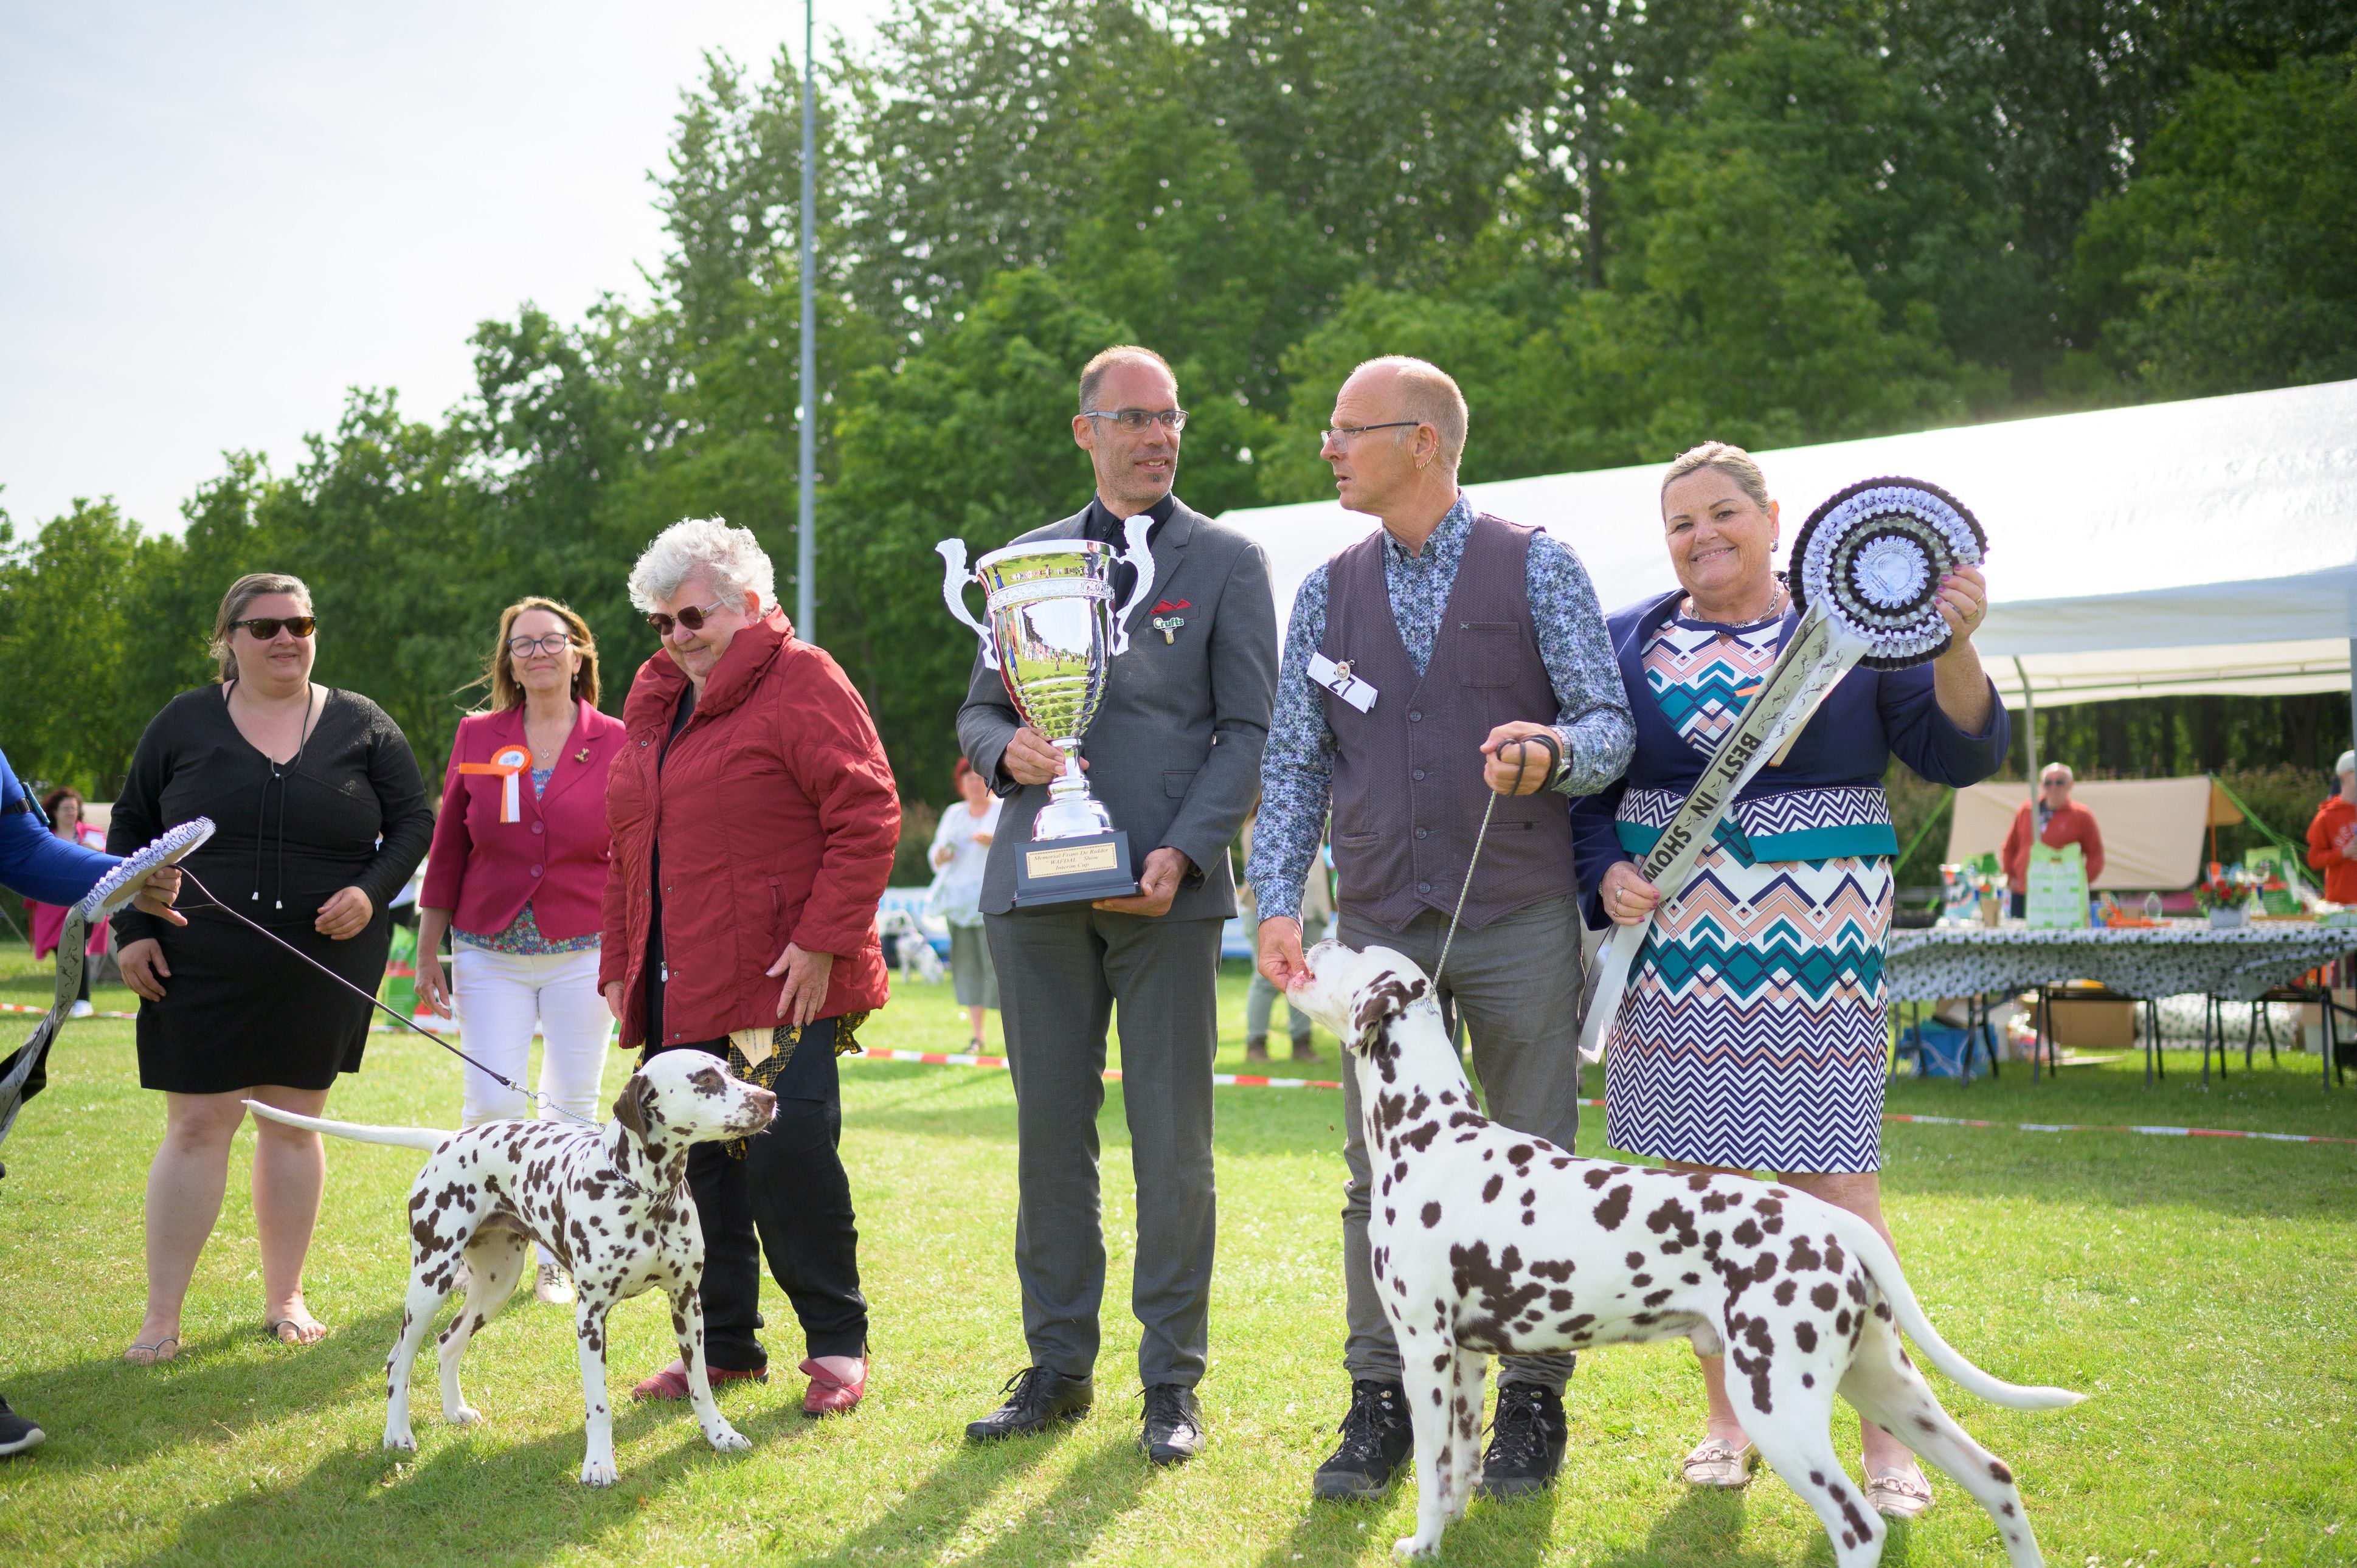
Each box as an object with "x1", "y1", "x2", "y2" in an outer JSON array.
[{"x1": 177, "y1": 866, "x2": 604, "y2": 1133}]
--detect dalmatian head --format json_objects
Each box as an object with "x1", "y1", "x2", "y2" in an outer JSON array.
[
  {"x1": 1290, "y1": 941, "x2": 1433, "y2": 1064},
  {"x1": 609, "y1": 1050, "x2": 777, "y2": 1173}
]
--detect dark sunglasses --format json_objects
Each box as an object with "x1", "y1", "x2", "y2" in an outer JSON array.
[
  {"x1": 645, "y1": 599, "x2": 727, "y2": 638},
  {"x1": 235, "y1": 616, "x2": 316, "y2": 639}
]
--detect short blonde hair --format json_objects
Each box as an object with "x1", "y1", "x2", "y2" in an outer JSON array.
[
  {"x1": 1661, "y1": 441, "x2": 1772, "y2": 513},
  {"x1": 482, "y1": 597, "x2": 600, "y2": 712},
  {"x1": 1354, "y1": 356, "x2": 1468, "y2": 468},
  {"x1": 627, "y1": 517, "x2": 775, "y2": 615},
  {"x1": 209, "y1": 572, "x2": 313, "y2": 683}
]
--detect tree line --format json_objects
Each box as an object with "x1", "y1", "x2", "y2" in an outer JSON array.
[{"x1": 4, "y1": 0, "x2": 2353, "y2": 825}]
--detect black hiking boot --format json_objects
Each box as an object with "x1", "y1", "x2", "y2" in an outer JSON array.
[
  {"x1": 1477, "y1": 1382, "x2": 1567, "y2": 1497},
  {"x1": 965, "y1": 1366, "x2": 1093, "y2": 1442},
  {"x1": 1311, "y1": 1380, "x2": 1413, "y2": 1499}
]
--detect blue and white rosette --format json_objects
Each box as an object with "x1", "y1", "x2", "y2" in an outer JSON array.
[
  {"x1": 79, "y1": 817, "x2": 215, "y2": 920},
  {"x1": 1577, "y1": 478, "x2": 1985, "y2": 1062},
  {"x1": 1788, "y1": 477, "x2": 1985, "y2": 671}
]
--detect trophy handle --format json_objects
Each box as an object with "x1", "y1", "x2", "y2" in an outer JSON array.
[
  {"x1": 1107, "y1": 512, "x2": 1158, "y2": 658},
  {"x1": 935, "y1": 539, "x2": 999, "y2": 672}
]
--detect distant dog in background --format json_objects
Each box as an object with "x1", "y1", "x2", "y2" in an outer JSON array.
[
  {"x1": 1288, "y1": 940, "x2": 2084, "y2": 1565},
  {"x1": 878, "y1": 906, "x2": 946, "y2": 985}
]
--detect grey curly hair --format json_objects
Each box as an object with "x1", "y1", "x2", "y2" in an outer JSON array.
[{"x1": 626, "y1": 517, "x2": 777, "y2": 614}]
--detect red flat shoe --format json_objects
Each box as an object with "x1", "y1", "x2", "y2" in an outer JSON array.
[
  {"x1": 630, "y1": 1359, "x2": 767, "y2": 1401},
  {"x1": 800, "y1": 1356, "x2": 867, "y2": 1416}
]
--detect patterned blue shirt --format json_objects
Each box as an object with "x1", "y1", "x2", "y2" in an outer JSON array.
[{"x1": 1247, "y1": 494, "x2": 1635, "y2": 924}]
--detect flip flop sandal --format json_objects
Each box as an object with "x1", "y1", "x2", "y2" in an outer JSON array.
[
  {"x1": 1866, "y1": 1465, "x2": 1935, "y2": 1519},
  {"x1": 122, "y1": 1337, "x2": 179, "y2": 1366},
  {"x1": 265, "y1": 1318, "x2": 326, "y2": 1347},
  {"x1": 1680, "y1": 1436, "x2": 1759, "y2": 1488}
]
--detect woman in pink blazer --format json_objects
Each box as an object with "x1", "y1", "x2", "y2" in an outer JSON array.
[{"x1": 417, "y1": 597, "x2": 629, "y2": 1305}]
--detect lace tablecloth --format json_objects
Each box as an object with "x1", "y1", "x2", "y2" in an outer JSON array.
[{"x1": 1885, "y1": 923, "x2": 2356, "y2": 1004}]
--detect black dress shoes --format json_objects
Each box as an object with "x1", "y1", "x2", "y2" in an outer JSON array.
[
  {"x1": 1311, "y1": 1380, "x2": 1413, "y2": 1499},
  {"x1": 1477, "y1": 1382, "x2": 1567, "y2": 1496},
  {"x1": 1140, "y1": 1384, "x2": 1204, "y2": 1465},
  {"x1": 965, "y1": 1366, "x2": 1094, "y2": 1442}
]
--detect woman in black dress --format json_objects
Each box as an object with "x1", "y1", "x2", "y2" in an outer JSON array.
[{"x1": 111, "y1": 573, "x2": 433, "y2": 1361}]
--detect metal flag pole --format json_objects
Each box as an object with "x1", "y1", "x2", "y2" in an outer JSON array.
[{"x1": 796, "y1": 0, "x2": 818, "y2": 642}]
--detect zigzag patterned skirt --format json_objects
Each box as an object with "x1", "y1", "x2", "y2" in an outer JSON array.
[{"x1": 1603, "y1": 849, "x2": 1893, "y2": 1174}]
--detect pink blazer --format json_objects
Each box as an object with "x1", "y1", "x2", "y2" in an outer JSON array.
[{"x1": 421, "y1": 701, "x2": 629, "y2": 942}]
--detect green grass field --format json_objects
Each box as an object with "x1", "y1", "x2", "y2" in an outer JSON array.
[{"x1": 1, "y1": 940, "x2": 2352, "y2": 1567}]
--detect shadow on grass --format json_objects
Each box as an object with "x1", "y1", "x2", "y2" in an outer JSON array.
[
  {"x1": 119, "y1": 1391, "x2": 774, "y2": 1568},
  {"x1": 1585, "y1": 1484, "x2": 1792, "y2": 1568},
  {"x1": 5, "y1": 1304, "x2": 408, "y2": 1474},
  {"x1": 784, "y1": 1426, "x2": 1115, "y2": 1566}
]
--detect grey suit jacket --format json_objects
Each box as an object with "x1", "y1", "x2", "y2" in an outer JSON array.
[{"x1": 957, "y1": 496, "x2": 1278, "y2": 921}]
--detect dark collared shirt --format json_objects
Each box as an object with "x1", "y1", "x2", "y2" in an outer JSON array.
[{"x1": 1082, "y1": 491, "x2": 1177, "y2": 606}]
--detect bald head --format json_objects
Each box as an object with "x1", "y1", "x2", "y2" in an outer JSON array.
[{"x1": 1343, "y1": 356, "x2": 1468, "y2": 470}]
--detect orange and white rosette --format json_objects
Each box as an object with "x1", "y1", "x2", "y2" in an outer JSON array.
[{"x1": 459, "y1": 745, "x2": 533, "y2": 823}]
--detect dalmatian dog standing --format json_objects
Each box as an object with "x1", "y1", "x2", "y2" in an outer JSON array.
[
  {"x1": 245, "y1": 1049, "x2": 777, "y2": 1485},
  {"x1": 1288, "y1": 941, "x2": 2084, "y2": 1564},
  {"x1": 878, "y1": 905, "x2": 947, "y2": 985}
]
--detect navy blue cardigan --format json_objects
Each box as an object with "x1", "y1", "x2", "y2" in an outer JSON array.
[
  {"x1": 0, "y1": 746, "x2": 119, "y2": 907},
  {"x1": 1569, "y1": 588, "x2": 2009, "y2": 930}
]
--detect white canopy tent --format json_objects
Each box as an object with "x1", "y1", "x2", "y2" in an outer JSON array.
[{"x1": 1219, "y1": 379, "x2": 2357, "y2": 729}]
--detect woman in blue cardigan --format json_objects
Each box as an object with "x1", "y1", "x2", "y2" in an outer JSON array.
[{"x1": 1570, "y1": 443, "x2": 2007, "y2": 1518}]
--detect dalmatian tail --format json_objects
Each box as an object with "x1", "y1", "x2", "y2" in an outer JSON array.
[
  {"x1": 1819, "y1": 1206, "x2": 2088, "y2": 1411},
  {"x1": 243, "y1": 1100, "x2": 452, "y2": 1152}
]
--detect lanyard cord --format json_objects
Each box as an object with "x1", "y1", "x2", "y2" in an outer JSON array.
[{"x1": 176, "y1": 866, "x2": 605, "y2": 1135}]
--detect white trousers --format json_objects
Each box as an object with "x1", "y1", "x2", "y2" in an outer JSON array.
[{"x1": 451, "y1": 944, "x2": 612, "y2": 1266}]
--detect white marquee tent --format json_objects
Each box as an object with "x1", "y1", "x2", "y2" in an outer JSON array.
[{"x1": 1217, "y1": 378, "x2": 2357, "y2": 719}]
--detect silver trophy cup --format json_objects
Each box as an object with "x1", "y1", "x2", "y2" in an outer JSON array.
[{"x1": 938, "y1": 515, "x2": 1157, "y2": 903}]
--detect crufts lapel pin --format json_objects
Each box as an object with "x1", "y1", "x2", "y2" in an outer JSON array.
[{"x1": 1149, "y1": 597, "x2": 1191, "y2": 644}]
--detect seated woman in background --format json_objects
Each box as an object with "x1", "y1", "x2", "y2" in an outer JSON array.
[{"x1": 415, "y1": 596, "x2": 628, "y2": 1307}]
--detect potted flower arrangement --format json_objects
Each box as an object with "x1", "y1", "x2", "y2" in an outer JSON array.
[{"x1": 2196, "y1": 863, "x2": 2257, "y2": 928}]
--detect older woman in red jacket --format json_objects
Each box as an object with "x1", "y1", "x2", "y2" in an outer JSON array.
[
  {"x1": 601, "y1": 517, "x2": 898, "y2": 1417},
  {"x1": 417, "y1": 598, "x2": 629, "y2": 1305}
]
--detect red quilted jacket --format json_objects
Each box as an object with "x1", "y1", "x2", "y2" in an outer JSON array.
[{"x1": 600, "y1": 609, "x2": 898, "y2": 1049}]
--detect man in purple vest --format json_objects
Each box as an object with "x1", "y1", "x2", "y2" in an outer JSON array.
[{"x1": 1250, "y1": 356, "x2": 1633, "y2": 1501}]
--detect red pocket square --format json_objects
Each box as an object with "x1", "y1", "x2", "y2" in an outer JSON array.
[{"x1": 1152, "y1": 598, "x2": 1192, "y2": 613}]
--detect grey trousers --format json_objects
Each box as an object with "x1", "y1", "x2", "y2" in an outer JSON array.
[
  {"x1": 1245, "y1": 969, "x2": 1311, "y2": 1045},
  {"x1": 1338, "y1": 893, "x2": 1586, "y2": 1392},
  {"x1": 985, "y1": 908, "x2": 1223, "y2": 1388}
]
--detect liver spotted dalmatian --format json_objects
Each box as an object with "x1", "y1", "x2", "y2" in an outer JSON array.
[
  {"x1": 1287, "y1": 940, "x2": 2085, "y2": 1565},
  {"x1": 247, "y1": 1049, "x2": 777, "y2": 1486}
]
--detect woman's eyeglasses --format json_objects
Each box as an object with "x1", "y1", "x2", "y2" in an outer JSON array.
[
  {"x1": 507, "y1": 633, "x2": 575, "y2": 658},
  {"x1": 646, "y1": 599, "x2": 727, "y2": 638},
  {"x1": 234, "y1": 616, "x2": 316, "y2": 639}
]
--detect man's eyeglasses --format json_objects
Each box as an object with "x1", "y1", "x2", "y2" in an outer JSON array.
[
  {"x1": 646, "y1": 599, "x2": 728, "y2": 638},
  {"x1": 234, "y1": 616, "x2": 316, "y2": 640},
  {"x1": 1320, "y1": 421, "x2": 1421, "y2": 447},
  {"x1": 507, "y1": 633, "x2": 575, "y2": 658},
  {"x1": 1082, "y1": 407, "x2": 1189, "y2": 432}
]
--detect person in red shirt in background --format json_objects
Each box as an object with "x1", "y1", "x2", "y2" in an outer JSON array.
[
  {"x1": 2307, "y1": 750, "x2": 2357, "y2": 905},
  {"x1": 2003, "y1": 763, "x2": 2105, "y2": 918}
]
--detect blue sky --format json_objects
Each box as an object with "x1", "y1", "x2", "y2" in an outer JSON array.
[{"x1": 1, "y1": 1, "x2": 890, "y2": 535}]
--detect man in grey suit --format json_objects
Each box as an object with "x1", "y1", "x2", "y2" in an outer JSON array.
[{"x1": 958, "y1": 345, "x2": 1277, "y2": 1466}]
